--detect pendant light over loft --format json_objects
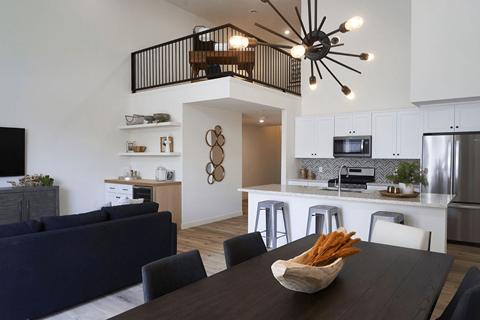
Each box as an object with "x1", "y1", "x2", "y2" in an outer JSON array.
[{"x1": 228, "y1": 0, "x2": 375, "y2": 99}]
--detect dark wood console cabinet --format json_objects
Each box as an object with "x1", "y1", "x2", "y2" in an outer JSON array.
[{"x1": 0, "y1": 186, "x2": 59, "y2": 225}]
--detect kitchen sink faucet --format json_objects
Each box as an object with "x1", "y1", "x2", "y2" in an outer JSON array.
[{"x1": 338, "y1": 165, "x2": 349, "y2": 196}]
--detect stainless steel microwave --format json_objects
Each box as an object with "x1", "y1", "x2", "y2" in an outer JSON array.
[{"x1": 333, "y1": 136, "x2": 372, "y2": 158}]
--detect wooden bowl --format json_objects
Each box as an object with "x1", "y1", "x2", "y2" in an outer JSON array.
[
  {"x1": 271, "y1": 250, "x2": 344, "y2": 293},
  {"x1": 131, "y1": 146, "x2": 146, "y2": 152}
]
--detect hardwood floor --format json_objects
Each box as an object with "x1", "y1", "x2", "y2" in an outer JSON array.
[{"x1": 40, "y1": 200, "x2": 479, "y2": 319}]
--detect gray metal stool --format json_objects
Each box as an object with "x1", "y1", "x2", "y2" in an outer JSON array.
[
  {"x1": 254, "y1": 200, "x2": 289, "y2": 249},
  {"x1": 368, "y1": 211, "x2": 405, "y2": 241},
  {"x1": 306, "y1": 205, "x2": 340, "y2": 236}
]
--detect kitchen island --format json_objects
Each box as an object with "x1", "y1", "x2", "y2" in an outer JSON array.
[{"x1": 238, "y1": 184, "x2": 454, "y2": 253}]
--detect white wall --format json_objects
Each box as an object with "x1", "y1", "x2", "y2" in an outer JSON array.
[
  {"x1": 301, "y1": 0, "x2": 414, "y2": 115},
  {"x1": 0, "y1": 0, "x2": 213, "y2": 214},
  {"x1": 242, "y1": 124, "x2": 281, "y2": 188},
  {"x1": 182, "y1": 104, "x2": 242, "y2": 228},
  {"x1": 411, "y1": 0, "x2": 480, "y2": 105}
]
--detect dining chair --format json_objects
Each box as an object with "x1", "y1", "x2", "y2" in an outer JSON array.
[
  {"x1": 437, "y1": 266, "x2": 480, "y2": 320},
  {"x1": 141, "y1": 249, "x2": 207, "y2": 303},
  {"x1": 370, "y1": 220, "x2": 431, "y2": 251},
  {"x1": 223, "y1": 232, "x2": 267, "y2": 269}
]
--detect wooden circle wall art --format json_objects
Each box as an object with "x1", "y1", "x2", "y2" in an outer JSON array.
[{"x1": 205, "y1": 125, "x2": 225, "y2": 184}]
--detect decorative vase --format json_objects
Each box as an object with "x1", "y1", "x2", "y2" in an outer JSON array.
[
  {"x1": 271, "y1": 249, "x2": 344, "y2": 293},
  {"x1": 399, "y1": 182, "x2": 415, "y2": 194}
]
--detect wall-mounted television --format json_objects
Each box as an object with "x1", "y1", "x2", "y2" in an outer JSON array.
[{"x1": 0, "y1": 127, "x2": 25, "y2": 177}]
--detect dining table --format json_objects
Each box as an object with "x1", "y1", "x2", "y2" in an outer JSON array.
[{"x1": 110, "y1": 234, "x2": 453, "y2": 320}]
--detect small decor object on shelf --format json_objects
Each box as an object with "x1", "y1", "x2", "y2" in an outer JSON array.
[
  {"x1": 154, "y1": 113, "x2": 170, "y2": 123},
  {"x1": 131, "y1": 146, "x2": 147, "y2": 153},
  {"x1": 271, "y1": 227, "x2": 361, "y2": 293},
  {"x1": 160, "y1": 136, "x2": 174, "y2": 153},
  {"x1": 7, "y1": 174, "x2": 54, "y2": 188},
  {"x1": 166, "y1": 170, "x2": 175, "y2": 181},
  {"x1": 144, "y1": 115, "x2": 155, "y2": 123},
  {"x1": 385, "y1": 160, "x2": 428, "y2": 194},
  {"x1": 125, "y1": 114, "x2": 144, "y2": 126},
  {"x1": 126, "y1": 141, "x2": 136, "y2": 153}
]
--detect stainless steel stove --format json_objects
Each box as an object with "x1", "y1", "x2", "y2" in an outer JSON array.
[{"x1": 328, "y1": 167, "x2": 375, "y2": 190}]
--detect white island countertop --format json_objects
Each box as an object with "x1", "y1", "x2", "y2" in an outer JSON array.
[
  {"x1": 240, "y1": 184, "x2": 454, "y2": 253},
  {"x1": 239, "y1": 184, "x2": 454, "y2": 209}
]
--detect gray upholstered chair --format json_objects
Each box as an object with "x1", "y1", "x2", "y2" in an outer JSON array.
[
  {"x1": 141, "y1": 249, "x2": 207, "y2": 303},
  {"x1": 223, "y1": 232, "x2": 267, "y2": 269},
  {"x1": 437, "y1": 266, "x2": 480, "y2": 320}
]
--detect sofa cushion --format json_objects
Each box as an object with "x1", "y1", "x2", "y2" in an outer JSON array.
[
  {"x1": 102, "y1": 202, "x2": 159, "y2": 220},
  {"x1": 0, "y1": 219, "x2": 43, "y2": 239},
  {"x1": 40, "y1": 210, "x2": 107, "y2": 231}
]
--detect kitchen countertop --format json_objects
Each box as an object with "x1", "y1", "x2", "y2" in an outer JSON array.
[
  {"x1": 238, "y1": 184, "x2": 454, "y2": 209},
  {"x1": 287, "y1": 179, "x2": 329, "y2": 183},
  {"x1": 105, "y1": 179, "x2": 181, "y2": 187}
]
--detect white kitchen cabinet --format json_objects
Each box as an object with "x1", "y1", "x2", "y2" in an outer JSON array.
[
  {"x1": 334, "y1": 113, "x2": 371, "y2": 136},
  {"x1": 423, "y1": 102, "x2": 480, "y2": 133},
  {"x1": 372, "y1": 112, "x2": 397, "y2": 159},
  {"x1": 372, "y1": 109, "x2": 421, "y2": 159},
  {"x1": 295, "y1": 116, "x2": 334, "y2": 158},
  {"x1": 295, "y1": 117, "x2": 315, "y2": 158},
  {"x1": 396, "y1": 110, "x2": 422, "y2": 159},
  {"x1": 105, "y1": 183, "x2": 133, "y2": 206},
  {"x1": 454, "y1": 102, "x2": 480, "y2": 132}
]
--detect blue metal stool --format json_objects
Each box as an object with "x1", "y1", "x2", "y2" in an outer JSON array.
[
  {"x1": 306, "y1": 205, "x2": 340, "y2": 236},
  {"x1": 254, "y1": 200, "x2": 289, "y2": 249}
]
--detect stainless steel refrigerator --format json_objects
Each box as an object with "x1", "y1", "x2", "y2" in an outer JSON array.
[{"x1": 422, "y1": 133, "x2": 480, "y2": 243}]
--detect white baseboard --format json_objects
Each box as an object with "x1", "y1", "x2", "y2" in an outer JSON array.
[{"x1": 181, "y1": 211, "x2": 243, "y2": 229}]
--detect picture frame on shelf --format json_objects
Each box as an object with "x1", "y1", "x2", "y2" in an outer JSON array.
[
  {"x1": 126, "y1": 141, "x2": 136, "y2": 153},
  {"x1": 166, "y1": 170, "x2": 175, "y2": 181},
  {"x1": 160, "y1": 137, "x2": 174, "y2": 152}
]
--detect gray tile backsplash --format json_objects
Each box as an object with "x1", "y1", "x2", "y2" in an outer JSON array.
[{"x1": 300, "y1": 158, "x2": 419, "y2": 183}]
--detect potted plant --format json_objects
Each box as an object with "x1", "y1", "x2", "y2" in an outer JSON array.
[{"x1": 385, "y1": 161, "x2": 428, "y2": 194}]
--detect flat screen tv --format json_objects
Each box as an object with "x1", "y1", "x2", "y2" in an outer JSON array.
[{"x1": 0, "y1": 127, "x2": 25, "y2": 177}]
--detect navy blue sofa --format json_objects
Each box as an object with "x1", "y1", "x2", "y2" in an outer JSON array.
[{"x1": 0, "y1": 202, "x2": 177, "y2": 320}]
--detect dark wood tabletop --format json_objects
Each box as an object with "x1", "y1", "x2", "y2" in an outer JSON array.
[{"x1": 110, "y1": 235, "x2": 453, "y2": 320}]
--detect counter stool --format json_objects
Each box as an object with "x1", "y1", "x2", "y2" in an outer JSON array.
[
  {"x1": 306, "y1": 205, "x2": 340, "y2": 236},
  {"x1": 254, "y1": 200, "x2": 289, "y2": 249},
  {"x1": 368, "y1": 211, "x2": 405, "y2": 241}
]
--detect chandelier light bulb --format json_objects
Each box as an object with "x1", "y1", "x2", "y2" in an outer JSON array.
[
  {"x1": 290, "y1": 45, "x2": 306, "y2": 59},
  {"x1": 331, "y1": 36, "x2": 341, "y2": 45},
  {"x1": 309, "y1": 76, "x2": 317, "y2": 91},
  {"x1": 229, "y1": 36, "x2": 249, "y2": 49},
  {"x1": 341, "y1": 85, "x2": 355, "y2": 100},
  {"x1": 360, "y1": 53, "x2": 375, "y2": 61},
  {"x1": 345, "y1": 16, "x2": 363, "y2": 31}
]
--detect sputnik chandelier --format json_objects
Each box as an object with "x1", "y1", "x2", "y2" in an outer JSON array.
[{"x1": 229, "y1": 0, "x2": 374, "y2": 99}]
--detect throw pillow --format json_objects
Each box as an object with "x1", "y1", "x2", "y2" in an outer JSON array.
[
  {"x1": 40, "y1": 210, "x2": 108, "y2": 231},
  {"x1": 102, "y1": 202, "x2": 159, "y2": 220},
  {"x1": 0, "y1": 219, "x2": 43, "y2": 239}
]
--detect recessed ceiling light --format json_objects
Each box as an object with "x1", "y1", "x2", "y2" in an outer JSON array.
[
  {"x1": 259, "y1": 117, "x2": 266, "y2": 123},
  {"x1": 284, "y1": 30, "x2": 290, "y2": 34},
  {"x1": 250, "y1": 9, "x2": 257, "y2": 14}
]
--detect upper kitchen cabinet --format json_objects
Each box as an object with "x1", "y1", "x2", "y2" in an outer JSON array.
[
  {"x1": 423, "y1": 102, "x2": 480, "y2": 133},
  {"x1": 372, "y1": 109, "x2": 421, "y2": 159},
  {"x1": 295, "y1": 116, "x2": 334, "y2": 158},
  {"x1": 334, "y1": 113, "x2": 371, "y2": 136}
]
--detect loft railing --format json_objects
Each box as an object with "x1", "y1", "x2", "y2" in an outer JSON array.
[{"x1": 131, "y1": 24, "x2": 301, "y2": 95}]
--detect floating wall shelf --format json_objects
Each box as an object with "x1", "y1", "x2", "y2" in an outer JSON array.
[
  {"x1": 119, "y1": 152, "x2": 181, "y2": 157},
  {"x1": 119, "y1": 122, "x2": 181, "y2": 130}
]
